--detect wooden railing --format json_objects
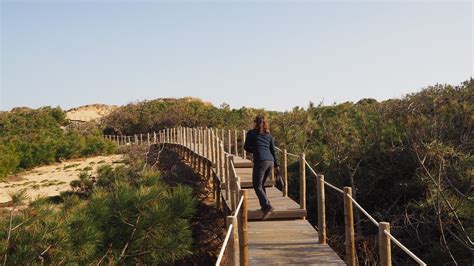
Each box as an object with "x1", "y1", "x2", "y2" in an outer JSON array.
[
  {"x1": 106, "y1": 127, "x2": 249, "y2": 265},
  {"x1": 105, "y1": 127, "x2": 426, "y2": 266}
]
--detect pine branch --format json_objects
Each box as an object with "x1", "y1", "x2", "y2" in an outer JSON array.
[
  {"x1": 118, "y1": 215, "x2": 141, "y2": 261},
  {"x1": 96, "y1": 244, "x2": 112, "y2": 266},
  {"x1": 2, "y1": 204, "x2": 15, "y2": 266},
  {"x1": 415, "y1": 148, "x2": 473, "y2": 246},
  {"x1": 124, "y1": 250, "x2": 151, "y2": 258}
]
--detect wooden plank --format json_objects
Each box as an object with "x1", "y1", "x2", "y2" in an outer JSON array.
[
  {"x1": 235, "y1": 166, "x2": 274, "y2": 188},
  {"x1": 248, "y1": 220, "x2": 344, "y2": 265},
  {"x1": 245, "y1": 187, "x2": 306, "y2": 220},
  {"x1": 248, "y1": 209, "x2": 307, "y2": 220},
  {"x1": 240, "y1": 179, "x2": 274, "y2": 189},
  {"x1": 233, "y1": 157, "x2": 253, "y2": 168}
]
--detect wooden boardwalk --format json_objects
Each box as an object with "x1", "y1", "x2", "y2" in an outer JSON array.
[
  {"x1": 188, "y1": 143, "x2": 343, "y2": 265},
  {"x1": 108, "y1": 128, "x2": 428, "y2": 266},
  {"x1": 248, "y1": 220, "x2": 344, "y2": 265},
  {"x1": 229, "y1": 156, "x2": 343, "y2": 265}
]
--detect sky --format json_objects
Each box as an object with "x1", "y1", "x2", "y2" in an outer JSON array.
[{"x1": 0, "y1": 0, "x2": 472, "y2": 111}]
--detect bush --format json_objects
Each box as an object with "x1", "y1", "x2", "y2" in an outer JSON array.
[
  {"x1": 0, "y1": 107, "x2": 116, "y2": 178},
  {"x1": 0, "y1": 143, "x2": 20, "y2": 178},
  {"x1": 0, "y1": 163, "x2": 195, "y2": 264},
  {"x1": 101, "y1": 79, "x2": 473, "y2": 264}
]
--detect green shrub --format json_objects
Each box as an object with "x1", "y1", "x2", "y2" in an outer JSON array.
[
  {"x1": 1, "y1": 163, "x2": 195, "y2": 264},
  {"x1": 0, "y1": 143, "x2": 20, "y2": 178},
  {"x1": 0, "y1": 107, "x2": 116, "y2": 178}
]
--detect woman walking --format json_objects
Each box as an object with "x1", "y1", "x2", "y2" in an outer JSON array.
[{"x1": 244, "y1": 115, "x2": 279, "y2": 220}]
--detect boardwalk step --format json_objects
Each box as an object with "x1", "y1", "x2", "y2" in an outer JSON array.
[
  {"x1": 240, "y1": 179, "x2": 274, "y2": 188},
  {"x1": 248, "y1": 220, "x2": 345, "y2": 265},
  {"x1": 248, "y1": 208, "x2": 307, "y2": 221}
]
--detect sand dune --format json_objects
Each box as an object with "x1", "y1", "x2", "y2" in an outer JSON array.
[{"x1": 66, "y1": 104, "x2": 118, "y2": 122}]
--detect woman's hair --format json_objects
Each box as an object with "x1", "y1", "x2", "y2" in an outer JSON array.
[{"x1": 254, "y1": 115, "x2": 270, "y2": 134}]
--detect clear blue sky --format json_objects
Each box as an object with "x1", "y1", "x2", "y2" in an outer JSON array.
[{"x1": 1, "y1": 1, "x2": 472, "y2": 111}]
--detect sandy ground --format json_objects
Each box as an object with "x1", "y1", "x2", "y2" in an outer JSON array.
[
  {"x1": 0, "y1": 154, "x2": 125, "y2": 205},
  {"x1": 66, "y1": 104, "x2": 117, "y2": 122}
]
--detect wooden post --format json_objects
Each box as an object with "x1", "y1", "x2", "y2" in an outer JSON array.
[
  {"x1": 214, "y1": 129, "x2": 219, "y2": 163},
  {"x1": 215, "y1": 136, "x2": 220, "y2": 176},
  {"x1": 191, "y1": 129, "x2": 195, "y2": 151},
  {"x1": 221, "y1": 128, "x2": 225, "y2": 151},
  {"x1": 379, "y1": 222, "x2": 391, "y2": 266},
  {"x1": 198, "y1": 128, "x2": 202, "y2": 155},
  {"x1": 207, "y1": 161, "x2": 212, "y2": 191},
  {"x1": 229, "y1": 156, "x2": 236, "y2": 210},
  {"x1": 203, "y1": 128, "x2": 207, "y2": 158},
  {"x1": 239, "y1": 189, "x2": 249, "y2": 266},
  {"x1": 299, "y1": 153, "x2": 306, "y2": 212},
  {"x1": 219, "y1": 141, "x2": 224, "y2": 181},
  {"x1": 186, "y1": 128, "x2": 189, "y2": 147},
  {"x1": 216, "y1": 174, "x2": 221, "y2": 209},
  {"x1": 207, "y1": 128, "x2": 211, "y2": 159},
  {"x1": 234, "y1": 129, "x2": 238, "y2": 156},
  {"x1": 227, "y1": 216, "x2": 240, "y2": 266},
  {"x1": 242, "y1": 129, "x2": 246, "y2": 159},
  {"x1": 283, "y1": 149, "x2": 288, "y2": 197},
  {"x1": 182, "y1": 127, "x2": 185, "y2": 145},
  {"x1": 194, "y1": 128, "x2": 198, "y2": 152},
  {"x1": 153, "y1": 131, "x2": 156, "y2": 144},
  {"x1": 147, "y1": 133, "x2": 150, "y2": 145},
  {"x1": 176, "y1": 127, "x2": 179, "y2": 144},
  {"x1": 317, "y1": 175, "x2": 326, "y2": 244},
  {"x1": 225, "y1": 154, "x2": 231, "y2": 201},
  {"x1": 344, "y1": 187, "x2": 356, "y2": 266},
  {"x1": 228, "y1": 129, "x2": 232, "y2": 153},
  {"x1": 211, "y1": 129, "x2": 216, "y2": 164}
]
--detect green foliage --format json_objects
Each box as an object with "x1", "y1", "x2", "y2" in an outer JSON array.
[
  {"x1": 102, "y1": 80, "x2": 473, "y2": 264},
  {"x1": 0, "y1": 143, "x2": 20, "y2": 177},
  {"x1": 0, "y1": 107, "x2": 116, "y2": 179},
  {"x1": 270, "y1": 80, "x2": 473, "y2": 265},
  {"x1": 102, "y1": 98, "x2": 266, "y2": 135},
  {"x1": 1, "y1": 163, "x2": 195, "y2": 264}
]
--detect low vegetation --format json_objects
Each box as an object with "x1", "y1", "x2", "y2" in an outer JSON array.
[
  {"x1": 102, "y1": 79, "x2": 473, "y2": 264},
  {"x1": 0, "y1": 150, "x2": 196, "y2": 265},
  {"x1": 0, "y1": 107, "x2": 116, "y2": 179}
]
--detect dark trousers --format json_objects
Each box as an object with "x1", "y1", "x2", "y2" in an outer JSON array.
[{"x1": 252, "y1": 160, "x2": 273, "y2": 210}]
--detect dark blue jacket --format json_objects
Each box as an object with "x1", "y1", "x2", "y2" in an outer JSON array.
[{"x1": 244, "y1": 129, "x2": 278, "y2": 165}]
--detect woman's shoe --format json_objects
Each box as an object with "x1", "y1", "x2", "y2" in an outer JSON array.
[{"x1": 262, "y1": 206, "x2": 274, "y2": 220}]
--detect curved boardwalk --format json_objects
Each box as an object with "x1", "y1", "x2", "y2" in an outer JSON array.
[
  {"x1": 191, "y1": 144, "x2": 344, "y2": 265},
  {"x1": 107, "y1": 128, "x2": 427, "y2": 266},
  {"x1": 107, "y1": 132, "x2": 345, "y2": 265}
]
